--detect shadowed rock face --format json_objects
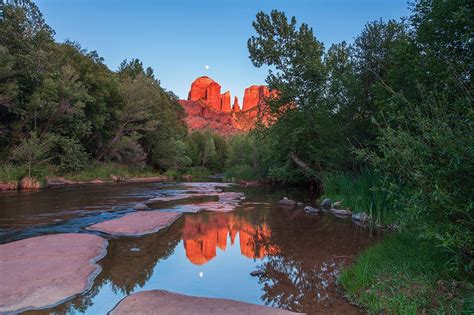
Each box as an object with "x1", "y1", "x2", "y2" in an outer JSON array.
[
  {"x1": 0, "y1": 233, "x2": 107, "y2": 313},
  {"x1": 87, "y1": 211, "x2": 182, "y2": 236},
  {"x1": 110, "y1": 290, "x2": 299, "y2": 315}
]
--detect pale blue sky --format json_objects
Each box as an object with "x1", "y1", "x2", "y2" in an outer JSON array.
[{"x1": 36, "y1": 0, "x2": 410, "y2": 103}]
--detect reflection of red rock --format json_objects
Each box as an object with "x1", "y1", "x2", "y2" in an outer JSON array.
[
  {"x1": 181, "y1": 76, "x2": 281, "y2": 135},
  {"x1": 182, "y1": 213, "x2": 278, "y2": 265}
]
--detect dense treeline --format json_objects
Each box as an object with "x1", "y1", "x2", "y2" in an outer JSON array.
[{"x1": 0, "y1": 0, "x2": 232, "y2": 181}]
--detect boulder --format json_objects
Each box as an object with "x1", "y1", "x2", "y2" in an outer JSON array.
[
  {"x1": 352, "y1": 212, "x2": 369, "y2": 222},
  {"x1": 18, "y1": 176, "x2": 41, "y2": 190},
  {"x1": 330, "y1": 208, "x2": 352, "y2": 217},
  {"x1": 332, "y1": 201, "x2": 342, "y2": 209},
  {"x1": 304, "y1": 206, "x2": 320, "y2": 214},
  {"x1": 133, "y1": 203, "x2": 149, "y2": 210},
  {"x1": 109, "y1": 290, "x2": 297, "y2": 315},
  {"x1": 278, "y1": 197, "x2": 296, "y2": 206},
  {"x1": 321, "y1": 198, "x2": 332, "y2": 210}
]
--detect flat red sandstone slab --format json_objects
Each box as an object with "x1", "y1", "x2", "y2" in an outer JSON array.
[
  {"x1": 110, "y1": 290, "x2": 299, "y2": 315},
  {"x1": 87, "y1": 211, "x2": 182, "y2": 236},
  {"x1": 0, "y1": 233, "x2": 107, "y2": 313}
]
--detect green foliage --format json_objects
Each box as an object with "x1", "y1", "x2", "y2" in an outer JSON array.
[
  {"x1": 0, "y1": 164, "x2": 27, "y2": 182},
  {"x1": 188, "y1": 129, "x2": 227, "y2": 172},
  {"x1": 340, "y1": 232, "x2": 472, "y2": 314},
  {"x1": 224, "y1": 133, "x2": 270, "y2": 180},
  {"x1": 9, "y1": 132, "x2": 51, "y2": 177},
  {"x1": 62, "y1": 162, "x2": 158, "y2": 182},
  {"x1": 0, "y1": 1, "x2": 188, "y2": 177}
]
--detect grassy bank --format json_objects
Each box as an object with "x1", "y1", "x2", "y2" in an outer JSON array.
[
  {"x1": 0, "y1": 162, "x2": 162, "y2": 184},
  {"x1": 340, "y1": 233, "x2": 473, "y2": 313},
  {"x1": 321, "y1": 171, "x2": 473, "y2": 313},
  {"x1": 322, "y1": 170, "x2": 398, "y2": 225}
]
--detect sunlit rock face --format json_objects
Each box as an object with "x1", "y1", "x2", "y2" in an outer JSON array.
[
  {"x1": 220, "y1": 91, "x2": 231, "y2": 112},
  {"x1": 181, "y1": 76, "x2": 280, "y2": 135},
  {"x1": 182, "y1": 212, "x2": 278, "y2": 265}
]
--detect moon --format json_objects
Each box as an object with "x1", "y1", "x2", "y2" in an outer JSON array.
[{"x1": 205, "y1": 65, "x2": 210, "y2": 70}]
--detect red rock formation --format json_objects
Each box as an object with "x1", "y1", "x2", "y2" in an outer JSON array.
[
  {"x1": 188, "y1": 76, "x2": 214, "y2": 101},
  {"x1": 233, "y1": 96, "x2": 240, "y2": 112},
  {"x1": 188, "y1": 76, "x2": 222, "y2": 111},
  {"x1": 220, "y1": 91, "x2": 231, "y2": 112},
  {"x1": 242, "y1": 85, "x2": 260, "y2": 111},
  {"x1": 182, "y1": 76, "x2": 281, "y2": 135}
]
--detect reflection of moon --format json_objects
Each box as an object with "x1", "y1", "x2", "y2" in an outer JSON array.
[{"x1": 205, "y1": 65, "x2": 210, "y2": 70}]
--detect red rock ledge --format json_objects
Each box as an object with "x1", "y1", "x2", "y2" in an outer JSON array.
[
  {"x1": 0, "y1": 233, "x2": 108, "y2": 313},
  {"x1": 87, "y1": 211, "x2": 182, "y2": 236},
  {"x1": 110, "y1": 290, "x2": 300, "y2": 315}
]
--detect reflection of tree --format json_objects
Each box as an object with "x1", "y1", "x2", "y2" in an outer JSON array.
[
  {"x1": 254, "y1": 207, "x2": 377, "y2": 314},
  {"x1": 26, "y1": 219, "x2": 184, "y2": 315}
]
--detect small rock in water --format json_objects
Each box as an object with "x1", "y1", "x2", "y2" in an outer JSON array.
[
  {"x1": 304, "y1": 206, "x2": 320, "y2": 214},
  {"x1": 130, "y1": 247, "x2": 140, "y2": 252},
  {"x1": 133, "y1": 203, "x2": 149, "y2": 210},
  {"x1": 330, "y1": 208, "x2": 352, "y2": 217},
  {"x1": 239, "y1": 196, "x2": 246, "y2": 200},
  {"x1": 321, "y1": 198, "x2": 332, "y2": 210},
  {"x1": 297, "y1": 202, "x2": 304, "y2": 206},
  {"x1": 332, "y1": 201, "x2": 342, "y2": 209},
  {"x1": 352, "y1": 212, "x2": 369, "y2": 222},
  {"x1": 278, "y1": 198, "x2": 296, "y2": 206},
  {"x1": 250, "y1": 270, "x2": 264, "y2": 277}
]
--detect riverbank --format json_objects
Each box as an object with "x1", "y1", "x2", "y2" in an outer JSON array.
[
  {"x1": 319, "y1": 172, "x2": 474, "y2": 313},
  {"x1": 340, "y1": 233, "x2": 474, "y2": 313},
  {"x1": 0, "y1": 162, "x2": 195, "y2": 191}
]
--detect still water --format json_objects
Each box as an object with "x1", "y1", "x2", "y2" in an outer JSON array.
[{"x1": 0, "y1": 181, "x2": 378, "y2": 314}]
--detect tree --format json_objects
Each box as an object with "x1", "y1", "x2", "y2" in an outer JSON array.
[{"x1": 10, "y1": 132, "x2": 50, "y2": 177}]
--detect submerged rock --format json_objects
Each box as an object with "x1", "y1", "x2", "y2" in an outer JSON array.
[
  {"x1": 0, "y1": 233, "x2": 107, "y2": 313},
  {"x1": 321, "y1": 198, "x2": 332, "y2": 210},
  {"x1": 297, "y1": 202, "x2": 305, "y2": 206},
  {"x1": 87, "y1": 211, "x2": 182, "y2": 236},
  {"x1": 110, "y1": 290, "x2": 297, "y2": 315},
  {"x1": 304, "y1": 206, "x2": 320, "y2": 214},
  {"x1": 352, "y1": 212, "x2": 369, "y2": 222},
  {"x1": 278, "y1": 197, "x2": 296, "y2": 206}
]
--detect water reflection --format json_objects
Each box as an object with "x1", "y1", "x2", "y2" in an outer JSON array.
[
  {"x1": 183, "y1": 211, "x2": 278, "y2": 264},
  {"x1": 8, "y1": 183, "x2": 377, "y2": 315}
]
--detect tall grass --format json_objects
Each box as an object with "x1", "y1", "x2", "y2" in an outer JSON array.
[
  {"x1": 340, "y1": 232, "x2": 472, "y2": 313},
  {"x1": 323, "y1": 169, "x2": 398, "y2": 224}
]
